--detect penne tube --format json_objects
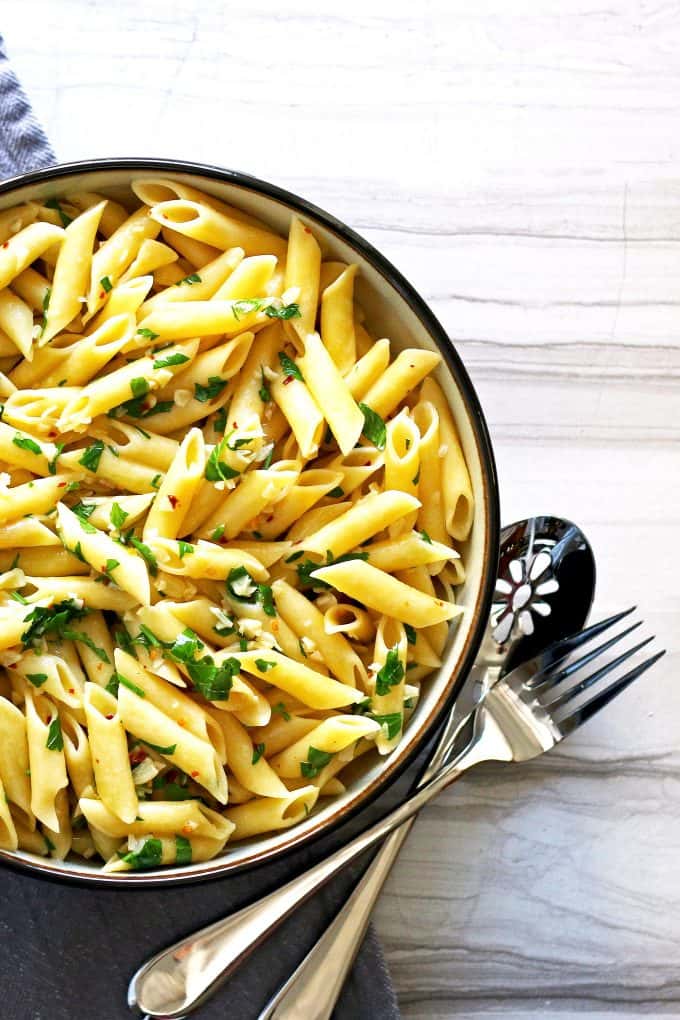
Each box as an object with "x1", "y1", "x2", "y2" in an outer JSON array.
[
  {"x1": 365, "y1": 531, "x2": 459, "y2": 573},
  {"x1": 143, "y1": 428, "x2": 205, "y2": 540},
  {"x1": 311, "y1": 559, "x2": 462, "y2": 628},
  {"x1": 269, "y1": 715, "x2": 381, "y2": 778},
  {"x1": 224, "y1": 786, "x2": 319, "y2": 841},
  {"x1": 298, "y1": 332, "x2": 364, "y2": 455},
  {"x1": 41, "y1": 202, "x2": 105, "y2": 343},
  {"x1": 87, "y1": 206, "x2": 161, "y2": 315},
  {"x1": 25, "y1": 689, "x2": 68, "y2": 831},
  {"x1": 360, "y1": 348, "x2": 441, "y2": 419},
  {"x1": 148, "y1": 199, "x2": 287, "y2": 261},
  {"x1": 343, "y1": 337, "x2": 391, "y2": 400},
  {"x1": 230, "y1": 649, "x2": 364, "y2": 710},
  {"x1": 150, "y1": 537, "x2": 268, "y2": 581},
  {"x1": 80, "y1": 797, "x2": 233, "y2": 840},
  {"x1": 299, "y1": 490, "x2": 421, "y2": 559},
  {"x1": 0, "y1": 695, "x2": 32, "y2": 816},
  {"x1": 420, "y1": 377, "x2": 474, "y2": 541},
  {"x1": 208, "y1": 708, "x2": 288, "y2": 798},
  {"x1": 83, "y1": 683, "x2": 138, "y2": 824},
  {"x1": 196, "y1": 466, "x2": 298, "y2": 540},
  {"x1": 320, "y1": 264, "x2": 358, "y2": 373}
]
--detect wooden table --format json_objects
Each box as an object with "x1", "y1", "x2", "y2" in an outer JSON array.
[{"x1": 4, "y1": 2, "x2": 679, "y2": 1015}]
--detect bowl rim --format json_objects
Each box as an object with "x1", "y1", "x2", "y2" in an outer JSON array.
[{"x1": 0, "y1": 157, "x2": 500, "y2": 886}]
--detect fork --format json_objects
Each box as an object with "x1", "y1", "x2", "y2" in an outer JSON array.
[{"x1": 129, "y1": 613, "x2": 665, "y2": 1019}]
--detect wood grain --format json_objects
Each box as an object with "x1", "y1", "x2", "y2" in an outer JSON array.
[{"x1": 3, "y1": 2, "x2": 679, "y2": 1016}]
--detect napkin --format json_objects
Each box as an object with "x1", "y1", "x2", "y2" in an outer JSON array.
[{"x1": 0, "y1": 32, "x2": 404, "y2": 1020}]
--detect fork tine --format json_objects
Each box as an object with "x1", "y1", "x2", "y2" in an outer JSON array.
[
  {"x1": 557, "y1": 650, "x2": 666, "y2": 737},
  {"x1": 526, "y1": 606, "x2": 636, "y2": 688},
  {"x1": 542, "y1": 635, "x2": 655, "y2": 711},
  {"x1": 531, "y1": 620, "x2": 643, "y2": 693}
]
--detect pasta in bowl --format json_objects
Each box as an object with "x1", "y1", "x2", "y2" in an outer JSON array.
[{"x1": 0, "y1": 161, "x2": 498, "y2": 882}]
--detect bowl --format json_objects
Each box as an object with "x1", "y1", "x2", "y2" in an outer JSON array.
[{"x1": 0, "y1": 158, "x2": 500, "y2": 884}]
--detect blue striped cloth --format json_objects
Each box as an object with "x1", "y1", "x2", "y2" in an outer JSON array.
[{"x1": 0, "y1": 32, "x2": 401, "y2": 1020}]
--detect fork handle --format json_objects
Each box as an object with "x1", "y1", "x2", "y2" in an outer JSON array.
[
  {"x1": 258, "y1": 822, "x2": 412, "y2": 1020},
  {"x1": 128, "y1": 724, "x2": 493, "y2": 1019}
]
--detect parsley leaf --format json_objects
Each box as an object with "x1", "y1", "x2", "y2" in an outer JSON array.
[
  {"x1": 21, "y1": 599, "x2": 88, "y2": 649},
  {"x1": 205, "y1": 436, "x2": 240, "y2": 483},
  {"x1": 45, "y1": 197, "x2": 72, "y2": 227},
  {"x1": 371, "y1": 712, "x2": 403, "y2": 740},
  {"x1": 175, "y1": 834, "x2": 192, "y2": 865},
  {"x1": 25, "y1": 673, "x2": 48, "y2": 688},
  {"x1": 117, "y1": 673, "x2": 145, "y2": 698},
  {"x1": 278, "y1": 351, "x2": 304, "y2": 382},
  {"x1": 78, "y1": 439, "x2": 104, "y2": 473},
  {"x1": 177, "y1": 272, "x2": 201, "y2": 286},
  {"x1": 120, "y1": 837, "x2": 162, "y2": 870},
  {"x1": 358, "y1": 403, "x2": 386, "y2": 450},
  {"x1": 419, "y1": 530, "x2": 432, "y2": 545},
  {"x1": 100, "y1": 275, "x2": 113, "y2": 293},
  {"x1": 153, "y1": 352, "x2": 190, "y2": 369},
  {"x1": 258, "y1": 366, "x2": 271, "y2": 403},
  {"x1": 130, "y1": 537, "x2": 158, "y2": 576},
  {"x1": 300, "y1": 746, "x2": 333, "y2": 778},
  {"x1": 257, "y1": 584, "x2": 276, "y2": 617},
  {"x1": 195, "y1": 376, "x2": 227, "y2": 403},
  {"x1": 46, "y1": 716, "x2": 63, "y2": 751},
  {"x1": 226, "y1": 566, "x2": 256, "y2": 602},
  {"x1": 375, "y1": 646, "x2": 404, "y2": 696},
  {"x1": 404, "y1": 623, "x2": 417, "y2": 646},
  {"x1": 251, "y1": 743, "x2": 265, "y2": 764},
  {"x1": 272, "y1": 701, "x2": 291, "y2": 721},
  {"x1": 254, "y1": 658, "x2": 276, "y2": 672},
  {"x1": 62, "y1": 629, "x2": 110, "y2": 664},
  {"x1": 110, "y1": 502, "x2": 128, "y2": 530},
  {"x1": 137, "y1": 327, "x2": 159, "y2": 340},
  {"x1": 12, "y1": 433, "x2": 41, "y2": 456},
  {"x1": 130, "y1": 377, "x2": 149, "y2": 398},
  {"x1": 264, "y1": 302, "x2": 301, "y2": 320},
  {"x1": 178, "y1": 541, "x2": 194, "y2": 559}
]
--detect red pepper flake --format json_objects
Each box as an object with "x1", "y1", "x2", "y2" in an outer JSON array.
[
  {"x1": 2, "y1": 242, "x2": 8, "y2": 248},
  {"x1": 271, "y1": 621, "x2": 279, "y2": 632},
  {"x1": 68, "y1": 687, "x2": 75, "y2": 694},
  {"x1": 99, "y1": 291, "x2": 105, "y2": 299},
  {"x1": 167, "y1": 770, "x2": 178, "y2": 783},
  {"x1": 167, "y1": 494, "x2": 179, "y2": 509},
  {"x1": 232, "y1": 421, "x2": 238, "y2": 429},
  {"x1": 190, "y1": 770, "x2": 200, "y2": 778},
  {"x1": 219, "y1": 535, "x2": 228, "y2": 545},
  {"x1": 57, "y1": 481, "x2": 66, "y2": 487},
  {"x1": 105, "y1": 713, "x2": 114, "y2": 720},
  {"x1": 181, "y1": 823, "x2": 193, "y2": 835},
  {"x1": 48, "y1": 430, "x2": 57, "y2": 438},
  {"x1": 304, "y1": 226, "x2": 312, "y2": 233},
  {"x1": 283, "y1": 376, "x2": 294, "y2": 386},
  {"x1": 178, "y1": 717, "x2": 186, "y2": 728},
  {"x1": 129, "y1": 748, "x2": 147, "y2": 766}
]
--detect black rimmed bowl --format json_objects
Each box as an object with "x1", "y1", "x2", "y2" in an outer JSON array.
[{"x1": 0, "y1": 158, "x2": 500, "y2": 885}]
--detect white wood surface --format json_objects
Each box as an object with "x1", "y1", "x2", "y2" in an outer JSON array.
[{"x1": 4, "y1": 2, "x2": 680, "y2": 1016}]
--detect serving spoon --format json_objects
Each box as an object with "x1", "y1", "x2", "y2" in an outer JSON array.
[{"x1": 129, "y1": 515, "x2": 595, "y2": 1019}]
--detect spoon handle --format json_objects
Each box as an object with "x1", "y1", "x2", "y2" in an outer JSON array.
[{"x1": 128, "y1": 715, "x2": 494, "y2": 1019}]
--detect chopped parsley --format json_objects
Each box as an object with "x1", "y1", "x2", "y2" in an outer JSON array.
[
  {"x1": 258, "y1": 367, "x2": 271, "y2": 403},
  {"x1": 278, "y1": 351, "x2": 304, "y2": 382},
  {"x1": 251, "y1": 743, "x2": 266, "y2": 765},
  {"x1": 256, "y1": 583, "x2": 276, "y2": 617},
  {"x1": 45, "y1": 197, "x2": 72, "y2": 227},
  {"x1": 371, "y1": 712, "x2": 403, "y2": 740},
  {"x1": 120, "y1": 837, "x2": 162, "y2": 870},
  {"x1": 117, "y1": 673, "x2": 145, "y2": 698},
  {"x1": 226, "y1": 566, "x2": 256, "y2": 602},
  {"x1": 328, "y1": 486, "x2": 344, "y2": 498},
  {"x1": 137, "y1": 327, "x2": 160, "y2": 340},
  {"x1": 46, "y1": 716, "x2": 63, "y2": 751},
  {"x1": 150, "y1": 474, "x2": 161, "y2": 490},
  {"x1": 176, "y1": 272, "x2": 201, "y2": 286},
  {"x1": 47, "y1": 442, "x2": 64, "y2": 475},
  {"x1": 213, "y1": 406, "x2": 227, "y2": 435},
  {"x1": 25, "y1": 673, "x2": 48, "y2": 688},
  {"x1": 130, "y1": 377, "x2": 150, "y2": 398},
  {"x1": 358, "y1": 403, "x2": 386, "y2": 450},
  {"x1": 40, "y1": 286, "x2": 51, "y2": 337},
  {"x1": 175, "y1": 834, "x2": 192, "y2": 865},
  {"x1": 404, "y1": 623, "x2": 417, "y2": 646},
  {"x1": 254, "y1": 658, "x2": 276, "y2": 672},
  {"x1": 21, "y1": 598, "x2": 88, "y2": 649},
  {"x1": 300, "y1": 746, "x2": 333, "y2": 779},
  {"x1": 62, "y1": 629, "x2": 110, "y2": 664},
  {"x1": 178, "y1": 541, "x2": 194, "y2": 559},
  {"x1": 195, "y1": 376, "x2": 227, "y2": 403},
  {"x1": 272, "y1": 701, "x2": 291, "y2": 721},
  {"x1": 78, "y1": 439, "x2": 104, "y2": 473},
  {"x1": 130, "y1": 537, "x2": 158, "y2": 576},
  {"x1": 419, "y1": 530, "x2": 432, "y2": 545},
  {"x1": 153, "y1": 352, "x2": 190, "y2": 369},
  {"x1": 264, "y1": 302, "x2": 301, "y2": 320},
  {"x1": 110, "y1": 502, "x2": 128, "y2": 530},
  {"x1": 142, "y1": 739, "x2": 177, "y2": 755},
  {"x1": 12, "y1": 433, "x2": 41, "y2": 456},
  {"x1": 205, "y1": 436, "x2": 240, "y2": 483},
  {"x1": 100, "y1": 275, "x2": 113, "y2": 293},
  {"x1": 104, "y1": 558, "x2": 120, "y2": 576},
  {"x1": 375, "y1": 646, "x2": 404, "y2": 696}
]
